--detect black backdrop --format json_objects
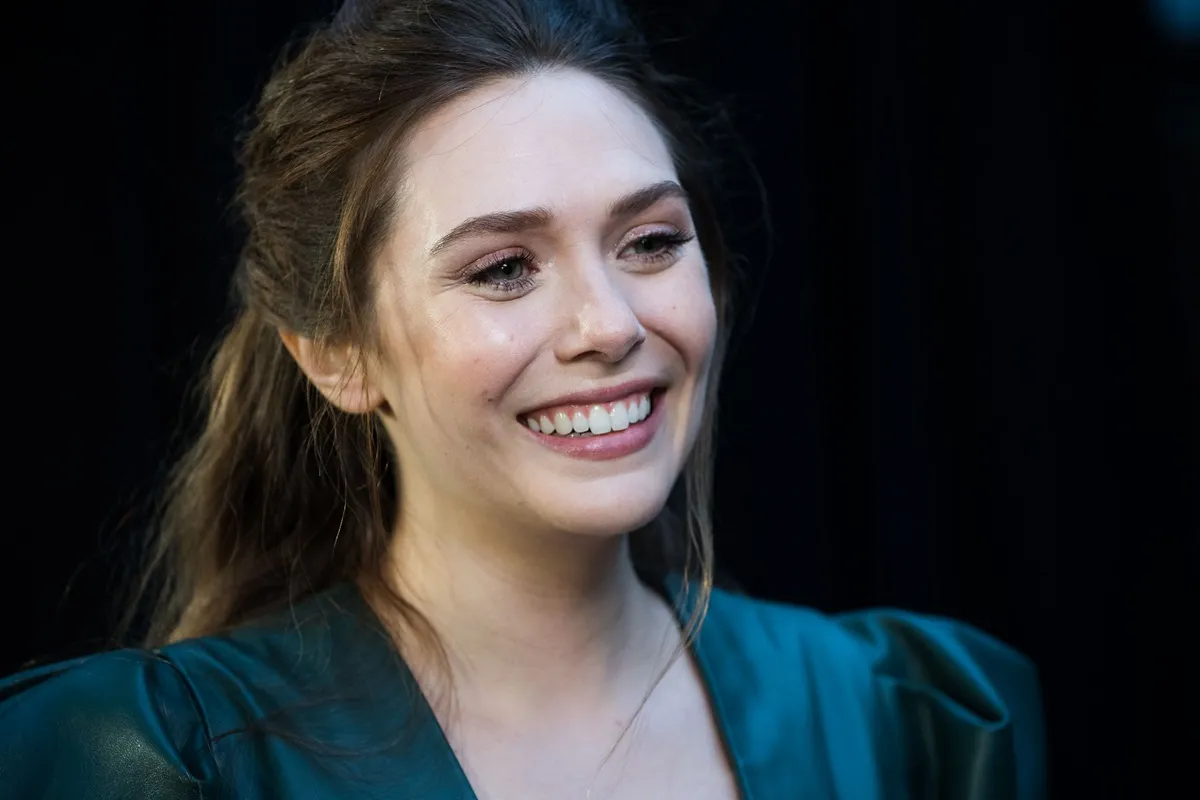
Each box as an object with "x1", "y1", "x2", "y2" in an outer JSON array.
[{"x1": 5, "y1": 1, "x2": 1197, "y2": 797}]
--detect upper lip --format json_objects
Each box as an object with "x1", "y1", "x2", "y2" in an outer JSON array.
[{"x1": 520, "y1": 378, "x2": 665, "y2": 415}]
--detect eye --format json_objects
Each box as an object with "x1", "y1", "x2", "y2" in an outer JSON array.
[
  {"x1": 487, "y1": 258, "x2": 527, "y2": 281},
  {"x1": 465, "y1": 251, "x2": 538, "y2": 295},
  {"x1": 621, "y1": 229, "x2": 696, "y2": 264}
]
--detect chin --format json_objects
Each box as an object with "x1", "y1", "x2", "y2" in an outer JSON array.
[{"x1": 530, "y1": 477, "x2": 673, "y2": 538}]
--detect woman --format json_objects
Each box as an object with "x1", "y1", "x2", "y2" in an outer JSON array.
[{"x1": 0, "y1": 0, "x2": 1045, "y2": 797}]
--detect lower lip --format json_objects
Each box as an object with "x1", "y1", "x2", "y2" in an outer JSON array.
[{"x1": 521, "y1": 392, "x2": 665, "y2": 461}]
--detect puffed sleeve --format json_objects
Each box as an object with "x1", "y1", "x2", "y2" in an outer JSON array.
[
  {"x1": 0, "y1": 650, "x2": 224, "y2": 798},
  {"x1": 835, "y1": 610, "x2": 1047, "y2": 799}
]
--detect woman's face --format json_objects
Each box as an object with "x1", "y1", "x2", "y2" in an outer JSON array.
[{"x1": 369, "y1": 69, "x2": 717, "y2": 539}]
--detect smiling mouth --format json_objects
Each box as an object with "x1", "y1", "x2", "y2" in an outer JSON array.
[{"x1": 520, "y1": 390, "x2": 656, "y2": 437}]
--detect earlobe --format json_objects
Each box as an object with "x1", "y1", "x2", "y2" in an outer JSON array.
[{"x1": 278, "y1": 330, "x2": 385, "y2": 414}]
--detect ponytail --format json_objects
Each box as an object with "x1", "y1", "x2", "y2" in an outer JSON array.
[{"x1": 126, "y1": 305, "x2": 393, "y2": 647}]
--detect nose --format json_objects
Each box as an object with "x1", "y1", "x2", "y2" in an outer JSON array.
[{"x1": 554, "y1": 264, "x2": 646, "y2": 364}]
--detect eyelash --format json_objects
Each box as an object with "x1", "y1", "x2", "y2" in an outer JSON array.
[{"x1": 465, "y1": 230, "x2": 696, "y2": 295}]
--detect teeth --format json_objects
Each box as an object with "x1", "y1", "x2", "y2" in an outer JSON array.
[
  {"x1": 554, "y1": 412, "x2": 573, "y2": 435},
  {"x1": 524, "y1": 392, "x2": 654, "y2": 437},
  {"x1": 588, "y1": 406, "x2": 612, "y2": 434}
]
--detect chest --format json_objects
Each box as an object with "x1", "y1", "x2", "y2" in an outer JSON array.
[
  {"x1": 446, "y1": 661, "x2": 743, "y2": 800},
  {"x1": 450, "y1": 712, "x2": 741, "y2": 800}
]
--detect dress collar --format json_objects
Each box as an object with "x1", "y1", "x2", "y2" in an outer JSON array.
[{"x1": 307, "y1": 575, "x2": 791, "y2": 800}]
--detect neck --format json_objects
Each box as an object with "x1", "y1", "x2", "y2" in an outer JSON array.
[{"x1": 379, "y1": 507, "x2": 677, "y2": 722}]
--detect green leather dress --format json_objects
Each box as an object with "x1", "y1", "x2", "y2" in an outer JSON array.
[{"x1": 0, "y1": 577, "x2": 1045, "y2": 798}]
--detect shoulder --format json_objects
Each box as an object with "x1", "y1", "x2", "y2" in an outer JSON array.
[
  {"x1": 0, "y1": 648, "x2": 223, "y2": 799},
  {"x1": 0, "y1": 587, "x2": 399, "y2": 799},
  {"x1": 702, "y1": 587, "x2": 1043, "y2": 715},
  {"x1": 702, "y1": 589, "x2": 1046, "y2": 798}
]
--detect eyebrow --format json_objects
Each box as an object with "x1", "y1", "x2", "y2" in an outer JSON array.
[{"x1": 427, "y1": 179, "x2": 689, "y2": 258}]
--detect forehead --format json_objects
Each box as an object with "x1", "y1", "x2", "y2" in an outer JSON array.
[{"x1": 399, "y1": 70, "x2": 677, "y2": 237}]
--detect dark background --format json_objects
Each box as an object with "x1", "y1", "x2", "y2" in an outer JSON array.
[{"x1": 4, "y1": 0, "x2": 1197, "y2": 796}]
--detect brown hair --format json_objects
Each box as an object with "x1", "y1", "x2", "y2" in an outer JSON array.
[{"x1": 120, "y1": 0, "x2": 738, "y2": 707}]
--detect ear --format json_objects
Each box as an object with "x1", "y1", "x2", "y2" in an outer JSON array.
[{"x1": 279, "y1": 330, "x2": 385, "y2": 415}]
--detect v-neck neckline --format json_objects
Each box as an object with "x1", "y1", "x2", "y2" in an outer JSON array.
[{"x1": 325, "y1": 574, "x2": 752, "y2": 800}]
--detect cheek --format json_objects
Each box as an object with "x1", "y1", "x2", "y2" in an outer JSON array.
[
  {"x1": 392, "y1": 301, "x2": 536, "y2": 424},
  {"x1": 641, "y1": 258, "x2": 719, "y2": 367}
]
